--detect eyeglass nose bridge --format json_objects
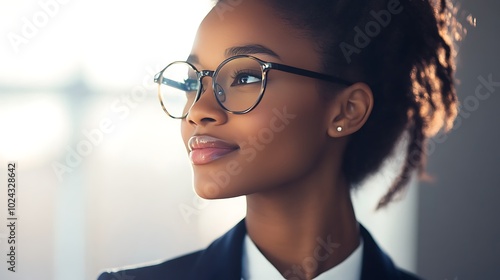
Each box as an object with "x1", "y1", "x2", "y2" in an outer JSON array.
[
  {"x1": 199, "y1": 70, "x2": 215, "y2": 77},
  {"x1": 193, "y1": 69, "x2": 231, "y2": 114},
  {"x1": 196, "y1": 70, "x2": 216, "y2": 94}
]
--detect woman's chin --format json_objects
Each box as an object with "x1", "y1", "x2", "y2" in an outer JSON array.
[{"x1": 194, "y1": 182, "x2": 238, "y2": 200}]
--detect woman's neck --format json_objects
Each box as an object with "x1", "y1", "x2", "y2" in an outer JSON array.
[{"x1": 245, "y1": 173, "x2": 359, "y2": 280}]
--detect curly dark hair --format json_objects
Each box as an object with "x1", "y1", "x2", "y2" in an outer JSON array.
[{"x1": 217, "y1": 0, "x2": 462, "y2": 208}]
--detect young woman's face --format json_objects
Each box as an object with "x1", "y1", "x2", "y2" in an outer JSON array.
[{"x1": 182, "y1": 0, "x2": 338, "y2": 199}]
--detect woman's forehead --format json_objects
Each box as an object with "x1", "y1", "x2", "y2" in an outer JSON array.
[{"x1": 190, "y1": 0, "x2": 321, "y2": 69}]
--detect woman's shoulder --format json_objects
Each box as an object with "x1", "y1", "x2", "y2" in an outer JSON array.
[
  {"x1": 97, "y1": 250, "x2": 202, "y2": 280},
  {"x1": 97, "y1": 220, "x2": 247, "y2": 280}
]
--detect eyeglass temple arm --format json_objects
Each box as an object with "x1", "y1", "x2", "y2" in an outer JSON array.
[
  {"x1": 154, "y1": 73, "x2": 199, "y2": 91},
  {"x1": 268, "y1": 63, "x2": 354, "y2": 86}
]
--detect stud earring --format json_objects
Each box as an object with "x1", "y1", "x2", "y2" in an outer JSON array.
[{"x1": 337, "y1": 126, "x2": 343, "y2": 132}]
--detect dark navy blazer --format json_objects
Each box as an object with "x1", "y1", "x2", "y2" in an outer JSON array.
[{"x1": 98, "y1": 219, "x2": 420, "y2": 280}]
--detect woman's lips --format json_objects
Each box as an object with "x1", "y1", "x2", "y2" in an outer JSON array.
[{"x1": 188, "y1": 135, "x2": 239, "y2": 165}]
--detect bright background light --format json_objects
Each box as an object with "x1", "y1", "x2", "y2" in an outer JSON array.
[
  {"x1": 0, "y1": 94, "x2": 70, "y2": 166},
  {"x1": 0, "y1": 1, "x2": 417, "y2": 280},
  {"x1": 0, "y1": 0, "x2": 208, "y2": 87}
]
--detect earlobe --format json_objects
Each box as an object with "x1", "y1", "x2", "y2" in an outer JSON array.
[{"x1": 327, "y1": 82, "x2": 373, "y2": 138}]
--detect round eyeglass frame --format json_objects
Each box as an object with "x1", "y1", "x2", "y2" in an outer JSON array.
[{"x1": 153, "y1": 54, "x2": 354, "y2": 119}]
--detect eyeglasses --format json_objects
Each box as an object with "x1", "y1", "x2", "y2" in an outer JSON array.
[{"x1": 153, "y1": 55, "x2": 353, "y2": 119}]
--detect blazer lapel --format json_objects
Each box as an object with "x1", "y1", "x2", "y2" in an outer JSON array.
[
  {"x1": 189, "y1": 219, "x2": 247, "y2": 280},
  {"x1": 359, "y1": 225, "x2": 401, "y2": 280}
]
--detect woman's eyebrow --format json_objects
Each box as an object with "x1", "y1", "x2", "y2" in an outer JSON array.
[
  {"x1": 186, "y1": 44, "x2": 280, "y2": 65},
  {"x1": 225, "y1": 44, "x2": 280, "y2": 58}
]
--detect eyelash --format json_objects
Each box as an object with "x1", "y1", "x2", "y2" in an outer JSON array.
[{"x1": 230, "y1": 69, "x2": 261, "y2": 81}]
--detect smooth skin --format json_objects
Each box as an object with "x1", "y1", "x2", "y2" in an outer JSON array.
[{"x1": 181, "y1": 1, "x2": 373, "y2": 279}]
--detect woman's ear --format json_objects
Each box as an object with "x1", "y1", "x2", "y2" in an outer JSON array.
[{"x1": 326, "y1": 82, "x2": 374, "y2": 138}]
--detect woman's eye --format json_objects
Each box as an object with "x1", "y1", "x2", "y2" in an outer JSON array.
[{"x1": 231, "y1": 72, "x2": 261, "y2": 86}]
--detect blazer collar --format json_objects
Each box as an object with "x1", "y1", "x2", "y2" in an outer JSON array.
[
  {"x1": 189, "y1": 219, "x2": 401, "y2": 280},
  {"x1": 359, "y1": 225, "x2": 401, "y2": 280},
  {"x1": 189, "y1": 219, "x2": 247, "y2": 280}
]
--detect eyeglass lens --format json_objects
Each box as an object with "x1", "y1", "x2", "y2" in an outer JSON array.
[{"x1": 158, "y1": 57, "x2": 264, "y2": 118}]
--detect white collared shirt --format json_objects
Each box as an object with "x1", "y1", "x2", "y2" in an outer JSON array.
[{"x1": 241, "y1": 234, "x2": 363, "y2": 280}]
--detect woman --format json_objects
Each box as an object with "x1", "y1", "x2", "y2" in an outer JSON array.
[{"x1": 99, "y1": 0, "x2": 459, "y2": 279}]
